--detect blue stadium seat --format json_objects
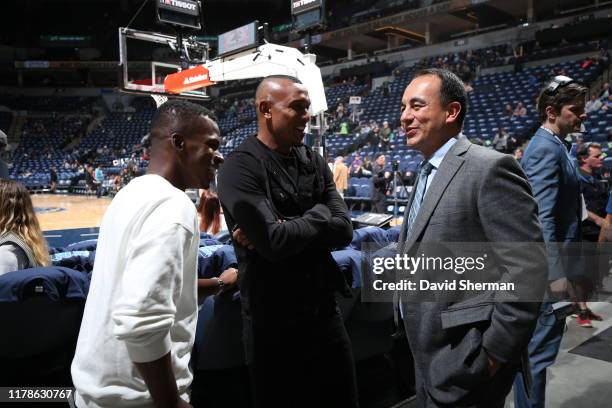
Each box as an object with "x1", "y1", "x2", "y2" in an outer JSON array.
[{"x1": 0, "y1": 267, "x2": 89, "y2": 386}]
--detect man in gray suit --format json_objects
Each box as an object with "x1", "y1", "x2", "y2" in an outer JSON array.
[{"x1": 397, "y1": 68, "x2": 545, "y2": 407}]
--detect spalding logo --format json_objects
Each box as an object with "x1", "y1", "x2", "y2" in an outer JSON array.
[{"x1": 183, "y1": 74, "x2": 209, "y2": 85}]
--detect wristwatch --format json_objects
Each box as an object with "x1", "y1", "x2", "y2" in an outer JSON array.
[{"x1": 214, "y1": 277, "x2": 225, "y2": 291}]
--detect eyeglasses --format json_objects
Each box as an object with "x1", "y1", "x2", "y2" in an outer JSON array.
[{"x1": 544, "y1": 75, "x2": 575, "y2": 95}]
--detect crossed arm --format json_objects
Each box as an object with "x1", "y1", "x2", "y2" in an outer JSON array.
[{"x1": 217, "y1": 152, "x2": 352, "y2": 259}]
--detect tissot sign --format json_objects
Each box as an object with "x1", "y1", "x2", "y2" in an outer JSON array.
[
  {"x1": 158, "y1": 0, "x2": 199, "y2": 16},
  {"x1": 291, "y1": 0, "x2": 322, "y2": 15}
]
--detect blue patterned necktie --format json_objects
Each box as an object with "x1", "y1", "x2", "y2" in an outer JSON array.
[
  {"x1": 404, "y1": 161, "x2": 434, "y2": 239},
  {"x1": 396, "y1": 160, "x2": 434, "y2": 320}
]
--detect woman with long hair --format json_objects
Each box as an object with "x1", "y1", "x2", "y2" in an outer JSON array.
[
  {"x1": 196, "y1": 190, "x2": 226, "y2": 235},
  {"x1": 0, "y1": 179, "x2": 50, "y2": 275}
]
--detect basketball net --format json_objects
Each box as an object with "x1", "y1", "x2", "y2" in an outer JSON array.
[{"x1": 151, "y1": 94, "x2": 169, "y2": 108}]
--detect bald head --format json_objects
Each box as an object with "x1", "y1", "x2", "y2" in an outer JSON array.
[
  {"x1": 254, "y1": 75, "x2": 311, "y2": 155},
  {"x1": 255, "y1": 75, "x2": 303, "y2": 105}
]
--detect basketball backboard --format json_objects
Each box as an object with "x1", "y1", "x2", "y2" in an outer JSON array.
[{"x1": 118, "y1": 27, "x2": 211, "y2": 100}]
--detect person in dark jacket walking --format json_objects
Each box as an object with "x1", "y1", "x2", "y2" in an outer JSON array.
[
  {"x1": 371, "y1": 153, "x2": 390, "y2": 213},
  {"x1": 217, "y1": 75, "x2": 358, "y2": 408}
]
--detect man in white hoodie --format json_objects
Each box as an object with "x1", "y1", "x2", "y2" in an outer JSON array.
[{"x1": 71, "y1": 100, "x2": 223, "y2": 408}]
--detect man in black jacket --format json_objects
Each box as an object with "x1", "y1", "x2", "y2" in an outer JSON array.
[
  {"x1": 371, "y1": 153, "x2": 390, "y2": 213},
  {"x1": 217, "y1": 75, "x2": 358, "y2": 408}
]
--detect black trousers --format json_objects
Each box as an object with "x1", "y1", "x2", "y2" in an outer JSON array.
[
  {"x1": 247, "y1": 303, "x2": 359, "y2": 408},
  {"x1": 191, "y1": 366, "x2": 252, "y2": 408},
  {"x1": 371, "y1": 192, "x2": 387, "y2": 213}
]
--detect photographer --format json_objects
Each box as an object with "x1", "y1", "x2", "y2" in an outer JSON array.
[
  {"x1": 379, "y1": 120, "x2": 392, "y2": 152},
  {"x1": 371, "y1": 153, "x2": 391, "y2": 213}
]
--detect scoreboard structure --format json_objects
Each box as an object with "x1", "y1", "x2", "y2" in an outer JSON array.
[{"x1": 291, "y1": 0, "x2": 325, "y2": 32}]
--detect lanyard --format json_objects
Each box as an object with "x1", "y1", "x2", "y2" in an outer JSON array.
[
  {"x1": 539, "y1": 126, "x2": 575, "y2": 163},
  {"x1": 539, "y1": 126, "x2": 565, "y2": 146}
]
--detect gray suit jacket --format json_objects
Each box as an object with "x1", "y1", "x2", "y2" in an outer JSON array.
[{"x1": 398, "y1": 137, "x2": 545, "y2": 406}]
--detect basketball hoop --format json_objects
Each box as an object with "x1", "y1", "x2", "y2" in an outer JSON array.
[{"x1": 119, "y1": 28, "x2": 210, "y2": 102}]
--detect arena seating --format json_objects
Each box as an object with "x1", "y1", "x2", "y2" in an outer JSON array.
[
  {"x1": 219, "y1": 120, "x2": 257, "y2": 158},
  {"x1": 0, "y1": 267, "x2": 89, "y2": 386},
  {"x1": 9, "y1": 115, "x2": 88, "y2": 189},
  {"x1": 0, "y1": 96, "x2": 97, "y2": 112},
  {"x1": 81, "y1": 111, "x2": 152, "y2": 150},
  {"x1": 216, "y1": 111, "x2": 241, "y2": 136},
  {"x1": 4, "y1": 45, "x2": 611, "y2": 199}
]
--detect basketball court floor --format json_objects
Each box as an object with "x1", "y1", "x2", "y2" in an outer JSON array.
[{"x1": 33, "y1": 194, "x2": 111, "y2": 248}]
